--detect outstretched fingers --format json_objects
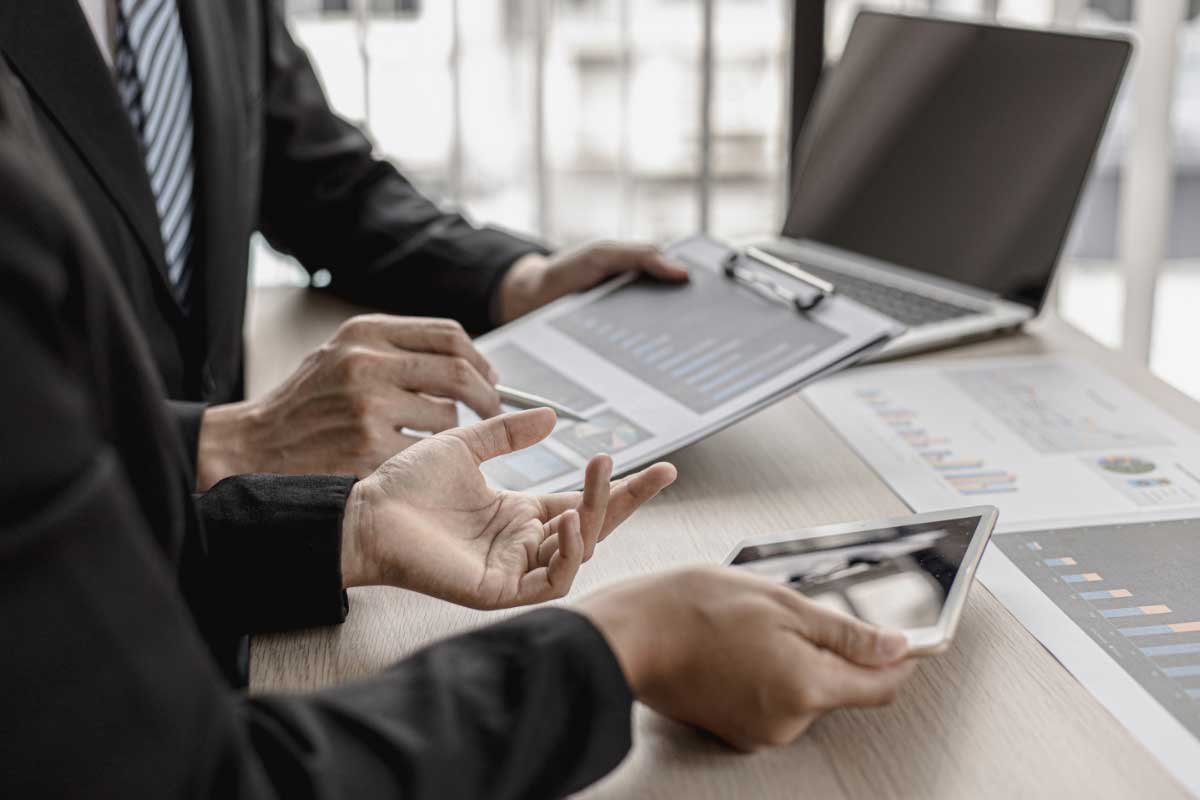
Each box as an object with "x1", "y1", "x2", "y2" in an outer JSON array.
[
  {"x1": 576, "y1": 455, "x2": 613, "y2": 560},
  {"x1": 596, "y1": 462, "x2": 677, "y2": 539},
  {"x1": 538, "y1": 461, "x2": 677, "y2": 545},
  {"x1": 517, "y1": 510, "x2": 583, "y2": 605}
]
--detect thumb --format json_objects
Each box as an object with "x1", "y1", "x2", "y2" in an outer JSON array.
[
  {"x1": 445, "y1": 408, "x2": 556, "y2": 464},
  {"x1": 784, "y1": 594, "x2": 909, "y2": 667}
]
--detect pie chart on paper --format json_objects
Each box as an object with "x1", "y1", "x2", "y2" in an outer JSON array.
[{"x1": 1096, "y1": 455, "x2": 1156, "y2": 476}]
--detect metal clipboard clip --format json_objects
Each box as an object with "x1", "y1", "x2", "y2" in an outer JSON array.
[{"x1": 721, "y1": 246, "x2": 836, "y2": 313}]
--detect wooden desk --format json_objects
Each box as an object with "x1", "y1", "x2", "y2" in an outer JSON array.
[{"x1": 247, "y1": 286, "x2": 1193, "y2": 799}]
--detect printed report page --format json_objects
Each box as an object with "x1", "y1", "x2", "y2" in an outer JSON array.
[
  {"x1": 803, "y1": 356, "x2": 1200, "y2": 527},
  {"x1": 460, "y1": 235, "x2": 901, "y2": 493}
]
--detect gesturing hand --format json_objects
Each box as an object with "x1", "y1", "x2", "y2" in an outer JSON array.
[{"x1": 341, "y1": 408, "x2": 678, "y2": 609}]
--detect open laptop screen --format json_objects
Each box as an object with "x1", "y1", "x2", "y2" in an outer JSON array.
[{"x1": 782, "y1": 12, "x2": 1129, "y2": 310}]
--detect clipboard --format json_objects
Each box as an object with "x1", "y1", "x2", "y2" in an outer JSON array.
[{"x1": 462, "y1": 234, "x2": 905, "y2": 493}]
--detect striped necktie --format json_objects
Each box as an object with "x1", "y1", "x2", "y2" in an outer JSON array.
[{"x1": 113, "y1": 0, "x2": 196, "y2": 307}]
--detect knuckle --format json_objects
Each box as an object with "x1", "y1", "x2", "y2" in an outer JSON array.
[
  {"x1": 445, "y1": 330, "x2": 472, "y2": 357},
  {"x1": 332, "y1": 348, "x2": 357, "y2": 379},
  {"x1": 394, "y1": 352, "x2": 416, "y2": 375},
  {"x1": 311, "y1": 342, "x2": 339, "y2": 366},
  {"x1": 438, "y1": 318, "x2": 466, "y2": 336},
  {"x1": 429, "y1": 318, "x2": 465, "y2": 342},
  {"x1": 861, "y1": 627, "x2": 885, "y2": 658},
  {"x1": 336, "y1": 315, "x2": 371, "y2": 340},
  {"x1": 769, "y1": 583, "x2": 800, "y2": 609},
  {"x1": 336, "y1": 346, "x2": 373, "y2": 381},
  {"x1": 451, "y1": 357, "x2": 473, "y2": 386},
  {"x1": 837, "y1": 620, "x2": 864, "y2": 656}
]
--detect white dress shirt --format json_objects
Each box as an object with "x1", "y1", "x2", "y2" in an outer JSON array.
[{"x1": 78, "y1": 0, "x2": 114, "y2": 67}]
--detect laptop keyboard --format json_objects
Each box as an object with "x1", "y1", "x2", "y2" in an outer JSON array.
[{"x1": 790, "y1": 262, "x2": 978, "y2": 327}]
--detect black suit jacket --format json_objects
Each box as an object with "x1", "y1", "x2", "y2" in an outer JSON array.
[
  {"x1": 0, "y1": 0, "x2": 545, "y2": 464},
  {"x1": 0, "y1": 61, "x2": 631, "y2": 799}
]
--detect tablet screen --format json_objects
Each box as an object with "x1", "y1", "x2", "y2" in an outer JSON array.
[{"x1": 729, "y1": 516, "x2": 982, "y2": 630}]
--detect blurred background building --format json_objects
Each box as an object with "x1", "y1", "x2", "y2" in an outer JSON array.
[{"x1": 261, "y1": 0, "x2": 1200, "y2": 399}]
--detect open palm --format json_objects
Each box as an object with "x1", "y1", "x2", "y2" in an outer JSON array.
[{"x1": 345, "y1": 408, "x2": 677, "y2": 609}]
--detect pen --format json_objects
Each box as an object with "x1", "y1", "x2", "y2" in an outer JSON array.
[
  {"x1": 745, "y1": 246, "x2": 836, "y2": 296},
  {"x1": 496, "y1": 385, "x2": 588, "y2": 422}
]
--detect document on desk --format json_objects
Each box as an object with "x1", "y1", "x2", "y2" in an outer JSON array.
[
  {"x1": 806, "y1": 355, "x2": 1200, "y2": 794},
  {"x1": 464, "y1": 234, "x2": 903, "y2": 493},
  {"x1": 980, "y1": 513, "x2": 1200, "y2": 796},
  {"x1": 803, "y1": 356, "x2": 1200, "y2": 526}
]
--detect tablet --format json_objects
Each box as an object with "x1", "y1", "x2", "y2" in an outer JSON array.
[{"x1": 723, "y1": 506, "x2": 998, "y2": 655}]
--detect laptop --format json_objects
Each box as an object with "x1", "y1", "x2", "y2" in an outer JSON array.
[{"x1": 757, "y1": 11, "x2": 1130, "y2": 359}]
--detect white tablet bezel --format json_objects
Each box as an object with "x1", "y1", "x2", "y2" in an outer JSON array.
[{"x1": 722, "y1": 505, "x2": 998, "y2": 655}]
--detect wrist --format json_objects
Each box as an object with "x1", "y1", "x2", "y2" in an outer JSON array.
[
  {"x1": 576, "y1": 581, "x2": 674, "y2": 699},
  {"x1": 196, "y1": 401, "x2": 259, "y2": 491},
  {"x1": 495, "y1": 253, "x2": 551, "y2": 323},
  {"x1": 339, "y1": 477, "x2": 380, "y2": 589}
]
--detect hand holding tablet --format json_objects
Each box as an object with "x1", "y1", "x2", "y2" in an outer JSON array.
[
  {"x1": 579, "y1": 566, "x2": 917, "y2": 750},
  {"x1": 724, "y1": 507, "x2": 998, "y2": 655}
]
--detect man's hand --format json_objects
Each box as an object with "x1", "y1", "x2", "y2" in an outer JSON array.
[
  {"x1": 578, "y1": 567, "x2": 915, "y2": 750},
  {"x1": 340, "y1": 408, "x2": 677, "y2": 609},
  {"x1": 196, "y1": 315, "x2": 502, "y2": 490},
  {"x1": 496, "y1": 242, "x2": 689, "y2": 323}
]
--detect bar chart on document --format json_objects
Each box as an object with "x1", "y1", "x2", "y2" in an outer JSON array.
[
  {"x1": 855, "y1": 386, "x2": 1020, "y2": 497},
  {"x1": 805, "y1": 357, "x2": 1200, "y2": 525},
  {"x1": 550, "y1": 266, "x2": 845, "y2": 414},
  {"x1": 994, "y1": 518, "x2": 1200, "y2": 738}
]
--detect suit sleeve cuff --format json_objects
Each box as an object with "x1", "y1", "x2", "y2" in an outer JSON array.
[
  {"x1": 474, "y1": 229, "x2": 550, "y2": 331},
  {"x1": 166, "y1": 399, "x2": 208, "y2": 474},
  {"x1": 194, "y1": 474, "x2": 355, "y2": 634},
  {"x1": 469, "y1": 607, "x2": 635, "y2": 793}
]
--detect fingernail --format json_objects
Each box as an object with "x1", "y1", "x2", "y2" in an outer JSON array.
[
  {"x1": 488, "y1": 367, "x2": 500, "y2": 384},
  {"x1": 877, "y1": 631, "x2": 908, "y2": 661}
]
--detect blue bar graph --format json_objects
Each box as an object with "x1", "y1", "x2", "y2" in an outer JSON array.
[
  {"x1": 995, "y1": 520, "x2": 1200, "y2": 741},
  {"x1": 1162, "y1": 666, "x2": 1200, "y2": 678},
  {"x1": 1142, "y1": 643, "x2": 1200, "y2": 657},
  {"x1": 1102, "y1": 606, "x2": 1171, "y2": 619},
  {"x1": 1080, "y1": 589, "x2": 1133, "y2": 600},
  {"x1": 1120, "y1": 625, "x2": 1175, "y2": 637},
  {"x1": 549, "y1": 263, "x2": 846, "y2": 414}
]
